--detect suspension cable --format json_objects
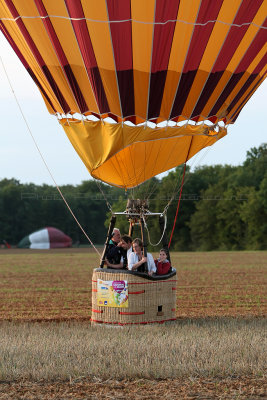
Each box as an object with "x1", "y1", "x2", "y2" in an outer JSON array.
[
  {"x1": 1, "y1": 55, "x2": 101, "y2": 257},
  {"x1": 143, "y1": 214, "x2": 167, "y2": 247},
  {"x1": 168, "y1": 162, "x2": 187, "y2": 249},
  {"x1": 94, "y1": 178, "x2": 113, "y2": 213},
  {"x1": 162, "y1": 166, "x2": 184, "y2": 216}
]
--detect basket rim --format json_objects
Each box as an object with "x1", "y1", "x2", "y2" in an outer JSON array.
[{"x1": 93, "y1": 267, "x2": 176, "y2": 281}]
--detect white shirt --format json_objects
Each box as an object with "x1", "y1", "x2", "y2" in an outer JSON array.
[
  {"x1": 120, "y1": 248, "x2": 133, "y2": 265},
  {"x1": 128, "y1": 252, "x2": 156, "y2": 273},
  {"x1": 127, "y1": 247, "x2": 133, "y2": 260}
]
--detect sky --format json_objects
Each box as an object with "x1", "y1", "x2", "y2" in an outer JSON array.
[{"x1": 0, "y1": 32, "x2": 266, "y2": 187}]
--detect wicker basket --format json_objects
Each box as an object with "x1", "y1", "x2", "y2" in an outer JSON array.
[{"x1": 91, "y1": 268, "x2": 177, "y2": 325}]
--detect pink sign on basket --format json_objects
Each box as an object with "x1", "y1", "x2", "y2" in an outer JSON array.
[{"x1": 112, "y1": 281, "x2": 125, "y2": 294}]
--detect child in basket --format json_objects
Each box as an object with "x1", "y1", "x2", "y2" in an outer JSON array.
[{"x1": 155, "y1": 248, "x2": 171, "y2": 275}]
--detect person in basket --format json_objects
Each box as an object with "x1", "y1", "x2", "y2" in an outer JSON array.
[
  {"x1": 155, "y1": 248, "x2": 171, "y2": 275},
  {"x1": 128, "y1": 238, "x2": 156, "y2": 276}
]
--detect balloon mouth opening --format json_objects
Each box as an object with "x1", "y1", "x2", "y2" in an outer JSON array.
[{"x1": 56, "y1": 113, "x2": 228, "y2": 131}]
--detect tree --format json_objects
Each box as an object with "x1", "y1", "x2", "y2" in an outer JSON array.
[{"x1": 239, "y1": 177, "x2": 267, "y2": 249}]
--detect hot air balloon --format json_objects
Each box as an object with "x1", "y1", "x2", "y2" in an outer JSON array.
[
  {"x1": 1, "y1": 0, "x2": 266, "y2": 189},
  {"x1": 18, "y1": 227, "x2": 72, "y2": 249},
  {"x1": 1, "y1": 0, "x2": 266, "y2": 324}
]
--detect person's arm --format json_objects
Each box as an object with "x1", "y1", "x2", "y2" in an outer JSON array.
[
  {"x1": 132, "y1": 257, "x2": 147, "y2": 271},
  {"x1": 128, "y1": 253, "x2": 147, "y2": 271},
  {"x1": 147, "y1": 253, "x2": 157, "y2": 275},
  {"x1": 163, "y1": 261, "x2": 171, "y2": 274},
  {"x1": 106, "y1": 243, "x2": 118, "y2": 260},
  {"x1": 127, "y1": 253, "x2": 135, "y2": 270},
  {"x1": 105, "y1": 258, "x2": 123, "y2": 269}
]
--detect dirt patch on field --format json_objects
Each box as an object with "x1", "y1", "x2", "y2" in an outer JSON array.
[
  {"x1": 0, "y1": 250, "x2": 266, "y2": 321},
  {"x1": 0, "y1": 376, "x2": 266, "y2": 399}
]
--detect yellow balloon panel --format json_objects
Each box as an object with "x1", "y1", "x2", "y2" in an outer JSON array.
[{"x1": 60, "y1": 119, "x2": 227, "y2": 188}]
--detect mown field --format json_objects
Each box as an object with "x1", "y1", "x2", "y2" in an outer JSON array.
[
  {"x1": 0, "y1": 249, "x2": 266, "y2": 320},
  {"x1": 0, "y1": 249, "x2": 266, "y2": 399}
]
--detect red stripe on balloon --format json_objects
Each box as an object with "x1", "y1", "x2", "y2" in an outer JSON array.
[
  {"x1": 34, "y1": 0, "x2": 88, "y2": 113},
  {"x1": 106, "y1": 0, "x2": 134, "y2": 118},
  {"x1": 229, "y1": 57, "x2": 267, "y2": 116},
  {"x1": 0, "y1": 19, "x2": 57, "y2": 113},
  {"x1": 210, "y1": 27, "x2": 267, "y2": 116},
  {"x1": 147, "y1": 0, "x2": 180, "y2": 120},
  {"x1": 192, "y1": 0, "x2": 264, "y2": 118},
  {"x1": 151, "y1": 0, "x2": 180, "y2": 73},
  {"x1": 212, "y1": 0, "x2": 264, "y2": 72},
  {"x1": 64, "y1": 0, "x2": 109, "y2": 114},
  {"x1": 231, "y1": 72, "x2": 266, "y2": 122},
  {"x1": 183, "y1": 0, "x2": 224, "y2": 73},
  {"x1": 106, "y1": 0, "x2": 132, "y2": 71},
  {"x1": 170, "y1": 0, "x2": 224, "y2": 119},
  {"x1": 4, "y1": 0, "x2": 70, "y2": 113},
  {"x1": 235, "y1": 17, "x2": 267, "y2": 74}
]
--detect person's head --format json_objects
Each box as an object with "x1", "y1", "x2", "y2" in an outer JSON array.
[
  {"x1": 112, "y1": 228, "x2": 121, "y2": 243},
  {"x1": 120, "y1": 235, "x2": 132, "y2": 250},
  {"x1": 159, "y1": 248, "x2": 168, "y2": 262},
  {"x1": 132, "y1": 238, "x2": 143, "y2": 254}
]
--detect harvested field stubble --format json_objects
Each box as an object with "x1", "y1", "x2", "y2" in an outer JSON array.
[
  {"x1": 0, "y1": 250, "x2": 266, "y2": 398},
  {"x1": 0, "y1": 249, "x2": 266, "y2": 321},
  {"x1": 0, "y1": 318, "x2": 266, "y2": 382}
]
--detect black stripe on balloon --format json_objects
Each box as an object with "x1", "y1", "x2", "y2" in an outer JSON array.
[
  {"x1": 209, "y1": 72, "x2": 244, "y2": 116},
  {"x1": 42, "y1": 65, "x2": 70, "y2": 113},
  {"x1": 147, "y1": 70, "x2": 168, "y2": 120},
  {"x1": 228, "y1": 75, "x2": 257, "y2": 114},
  {"x1": 191, "y1": 71, "x2": 224, "y2": 118},
  {"x1": 210, "y1": 42, "x2": 267, "y2": 116},
  {"x1": 27, "y1": 68, "x2": 57, "y2": 113},
  {"x1": 63, "y1": 65, "x2": 88, "y2": 113},
  {"x1": 88, "y1": 67, "x2": 110, "y2": 114},
  {"x1": 117, "y1": 70, "x2": 135, "y2": 118},
  {"x1": 170, "y1": 70, "x2": 198, "y2": 119},
  {"x1": 228, "y1": 54, "x2": 267, "y2": 113},
  {"x1": 231, "y1": 74, "x2": 266, "y2": 122}
]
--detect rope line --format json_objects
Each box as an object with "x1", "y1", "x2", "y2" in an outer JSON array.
[
  {"x1": 1, "y1": 15, "x2": 266, "y2": 30},
  {"x1": 168, "y1": 162, "x2": 187, "y2": 249},
  {"x1": 162, "y1": 134, "x2": 216, "y2": 215},
  {"x1": 94, "y1": 178, "x2": 113, "y2": 213},
  {"x1": 162, "y1": 166, "x2": 184, "y2": 216},
  {"x1": 0, "y1": 55, "x2": 101, "y2": 257},
  {"x1": 143, "y1": 214, "x2": 168, "y2": 247}
]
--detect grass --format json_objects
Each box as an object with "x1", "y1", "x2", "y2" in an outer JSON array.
[
  {"x1": 0, "y1": 318, "x2": 266, "y2": 382},
  {"x1": 0, "y1": 249, "x2": 266, "y2": 398}
]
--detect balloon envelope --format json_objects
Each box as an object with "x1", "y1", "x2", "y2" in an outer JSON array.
[
  {"x1": 1, "y1": 0, "x2": 266, "y2": 187},
  {"x1": 18, "y1": 227, "x2": 72, "y2": 249}
]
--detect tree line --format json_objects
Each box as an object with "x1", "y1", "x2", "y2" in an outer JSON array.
[{"x1": 0, "y1": 144, "x2": 266, "y2": 251}]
